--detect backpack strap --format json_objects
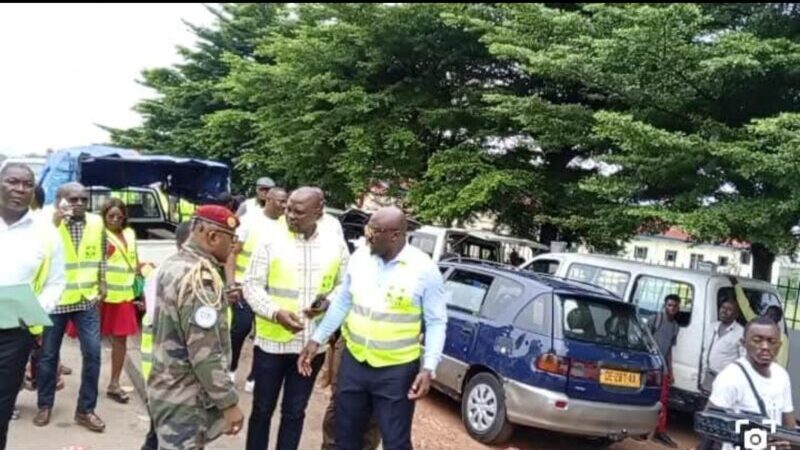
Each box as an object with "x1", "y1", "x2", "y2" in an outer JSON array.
[{"x1": 734, "y1": 361, "x2": 768, "y2": 417}]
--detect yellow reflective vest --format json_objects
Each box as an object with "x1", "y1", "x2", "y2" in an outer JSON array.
[
  {"x1": 234, "y1": 216, "x2": 282, "y2": 284},
  {"x1": 58, "y1": 214, "x2": 104, "y2": 306},
  {"x1": 105, "y1": 228, "x2": 138, "y2": 303},
  {"x1": 342, "y1": 250, "x2": 423, "y2": 368},
  {"x1": 28, "y1": 236, "x2": 54, "y2": 336},
  {"x1": 255, "y1": 225, "x2": 343, "y2": 343}
]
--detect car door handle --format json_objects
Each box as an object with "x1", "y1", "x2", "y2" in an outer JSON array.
[{"x1": 460, "y1": 325, "x2": 474, "y2": 335}]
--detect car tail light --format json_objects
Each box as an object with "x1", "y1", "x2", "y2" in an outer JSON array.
[
  {"x1": 646, "y1": 370, "x2": 662, "y2": 387},
  {"x1": 534, "y1": 353, "x2": 569, "y2": 376},
  {"x1": 569, "y1": 360, "x2": 600, "y2": 380}
]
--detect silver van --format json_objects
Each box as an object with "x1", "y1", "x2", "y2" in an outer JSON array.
[{"x1": 520, "y1": 253, "x2": 792, "y2": 413}]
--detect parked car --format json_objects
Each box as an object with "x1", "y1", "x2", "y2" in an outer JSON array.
[
  {"x1": 434, "y1": 260, "x2": 663, "y2": 447},
  {"x1": 519, "y1": 252, "x2": 792, "y2": 413}
]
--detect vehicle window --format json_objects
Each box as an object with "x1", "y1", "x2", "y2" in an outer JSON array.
[
  {"x1": 444, "y1": 269, "x2": 493, "y2": 314},
  {"x1": 566, "y1": 263, "x2": 630, "y2": 298},
  {"x1": 446, "y1": 233, "x2": 500, "y2": 262},
  {"x1": 527, "y1": 259, "x2": 559, "y2": 275},
  {"x1": 632, "y1": 276, "x2": 694, "y2": 326},
  {"x1": 561, "y1": 296, "x2": 651, "y2": 352},
  {"x1": 409, "y1": 233, "x2": 436, "y2": 258},
  {"x1": 482, "y1": 277, "x2": 525, "y2": 320},
  {"x1": 513, "y1": 294, "x2": 550, "y2": 333},
  {"x1": 717, "y1": 287, "x2": 785, "y2": 327}
]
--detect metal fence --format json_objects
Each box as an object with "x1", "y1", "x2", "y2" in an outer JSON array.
[{"x1": 775, "y1": 277, "x2": 800, "y2": 330}]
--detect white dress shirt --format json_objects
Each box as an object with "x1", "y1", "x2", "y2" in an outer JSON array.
[
  {"x1": 0, "y1": 210, "x2": 66, "y2": 313},
  {"x1": 704, "y1": 320, "x2": 745, "y2": 374}
]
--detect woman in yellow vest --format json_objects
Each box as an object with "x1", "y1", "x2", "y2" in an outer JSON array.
[{"x1": 99, "y1": 198, "x2": 140, "y2": 404}]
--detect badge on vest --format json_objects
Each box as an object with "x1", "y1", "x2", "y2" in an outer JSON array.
[{"x1": 194, "y1": 306, "x2": 219, "y2": 329}]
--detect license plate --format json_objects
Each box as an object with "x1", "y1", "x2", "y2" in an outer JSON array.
[{"x1": 599, "y1": 369, "x2": 640, "y2": 388}]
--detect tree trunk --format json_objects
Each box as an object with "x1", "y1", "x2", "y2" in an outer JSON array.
[{"x1": 750, "y1": 242, "x2": 775, "y2": 282}]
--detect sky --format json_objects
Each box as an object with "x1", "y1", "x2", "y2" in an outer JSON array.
[{"x1": 0, "y1": 3, "x2": 217, "y2": 156}]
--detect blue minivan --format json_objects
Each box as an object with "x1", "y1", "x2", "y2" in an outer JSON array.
[{"x1": 433, "y1": 260, "x2": 663, "y2": 446}]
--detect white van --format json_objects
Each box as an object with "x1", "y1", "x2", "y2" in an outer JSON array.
[{"x1": 520, "y1": 252, "x2": 791, "y2": 413}]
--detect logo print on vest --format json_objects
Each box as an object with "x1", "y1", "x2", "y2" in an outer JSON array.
[{"x1": 385, "y1": 285, "x2": 410, "y2": 309}]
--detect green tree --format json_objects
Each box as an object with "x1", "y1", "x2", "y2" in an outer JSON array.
[{"x1": 481, "y1": 3, "x2": 800, "y2": 279}]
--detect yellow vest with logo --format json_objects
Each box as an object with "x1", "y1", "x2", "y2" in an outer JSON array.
[
  {"x1": 105, "y1": 228, "x2": 138, "y2": 303},
  {"x1": 255, "y1": 226, "x2": 343, "y2": 343},
  {"x1": 343, "y1": 253, "x2": 422, "y2": 368},
  {"x1": 58, "y1": 214, "x2": 104, "y2": 306}
]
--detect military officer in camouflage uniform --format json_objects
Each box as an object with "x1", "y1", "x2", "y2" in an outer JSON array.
[{"x1": 148, "y1": 205, "x2": 245, "y2": 450}]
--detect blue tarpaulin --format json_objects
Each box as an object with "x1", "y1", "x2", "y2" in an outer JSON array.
[{"x1": 40, "y1": 145, "x2": 230, "y2": 205}]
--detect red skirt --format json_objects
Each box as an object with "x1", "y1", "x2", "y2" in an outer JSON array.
[{"x1": 100, "y1": 301, "x2": 140, "y2": 337}]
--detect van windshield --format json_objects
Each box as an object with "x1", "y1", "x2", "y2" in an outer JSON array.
[{"x1": 561, "y1": 296, "x2": 652, "y2": 352}]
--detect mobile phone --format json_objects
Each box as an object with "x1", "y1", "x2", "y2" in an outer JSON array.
[{"x1": 59, "y1": 198, "x2": 72, "y2": 217}]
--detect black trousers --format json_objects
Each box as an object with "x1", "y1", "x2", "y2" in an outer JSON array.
[
  {"x1": 336, "y1": 349, "x2": 418, "y2": 450},
  {"x1": 229, "y1": 301, "x2": 254, "y2": 376},
  {"x1": 245, "y1": 348, "x2": 324, "y2": 450},
  {"x1": 0, "y1": 328, "x2": 33, "y2": 450}
]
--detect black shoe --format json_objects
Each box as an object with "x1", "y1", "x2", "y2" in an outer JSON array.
[{"x1": 653, "y1": 432, "x2": 678, "y2": 448}]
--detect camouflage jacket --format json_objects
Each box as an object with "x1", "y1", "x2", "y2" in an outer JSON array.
[{"x1": 147, "y1": 241, "x2": 238, "y2": 442}]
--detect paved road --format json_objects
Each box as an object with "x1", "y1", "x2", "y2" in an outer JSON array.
[{"x1": 9, "y1": 338, "x2": 699, "y2": 450}]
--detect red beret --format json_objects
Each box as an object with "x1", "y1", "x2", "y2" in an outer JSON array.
[{"x1": 194, "y1": 205, "x2": 239, "y2": 231}]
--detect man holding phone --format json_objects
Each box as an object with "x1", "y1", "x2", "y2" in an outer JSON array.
[
  {"x1": 242, "y1": 187, "x2": 349, "y2": 450},
  {"x1": 35, "y1": 182, "x2": 107, "y2": 432}
]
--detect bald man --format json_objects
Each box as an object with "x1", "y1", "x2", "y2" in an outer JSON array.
[
  {"x1": 242, "y1": 187, "x2": 350, "y2": 450},
  {"x1": 300, "y1": 206, "x2": 448, "y2": 450}
]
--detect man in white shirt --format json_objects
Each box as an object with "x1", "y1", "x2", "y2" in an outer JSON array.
[
  {"x1": 701, "y1": 299, "x2": 745, "y2": 393},
  {"x1": 0, "y1": 163, "x2": 65, "y2": 450},
  {"x1": 707, "y1": 316, "x2": 795, "y2": 450},
  {"x1": 236, "y1": 177, "x2": 276, "y2": 219}
]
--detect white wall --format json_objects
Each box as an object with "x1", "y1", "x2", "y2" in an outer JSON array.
[{"x1": 591, "y1": 235, "x2": 754, "y2": 277}]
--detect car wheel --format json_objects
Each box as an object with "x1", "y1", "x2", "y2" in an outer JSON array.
[{"x1": 461, "y1": 372, "x2": 514, "y2": 444}]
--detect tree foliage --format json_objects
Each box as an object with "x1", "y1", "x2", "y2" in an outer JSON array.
[{"x1": 112, "y1": 3, "x2": 800, "y2": 279}]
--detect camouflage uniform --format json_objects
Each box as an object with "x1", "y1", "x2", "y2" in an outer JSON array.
[{"x1": 147, "y1": 242, "x2": 238, "y2": 450}]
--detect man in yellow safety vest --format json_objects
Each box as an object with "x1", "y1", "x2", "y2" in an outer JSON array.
[
  {"x1": 226, "y1": 187, "x2": 288, "y2": 392},
  {"x1": 35, "y1": 182, "x2": 107, "y2": 433},
  {"x1": 299, "y1": 206, "x2": 448, "y2": 450},
  {"x1": 242, "y1": 187, "x2": 349, "y2": 450}
]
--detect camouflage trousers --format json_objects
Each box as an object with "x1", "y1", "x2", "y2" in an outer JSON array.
[
  {"x1": 321, "y1": 337, "x2": 381, "y2": 450},
  {"x1": 150, "y1": 400, "x2": 224, "y2": 450}
]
